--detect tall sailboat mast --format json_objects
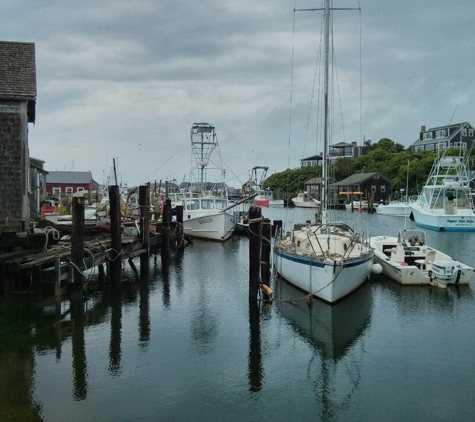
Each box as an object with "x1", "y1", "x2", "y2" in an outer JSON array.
[{"x1": 322, "y1": 0, "x2": 330, "y2": 225}]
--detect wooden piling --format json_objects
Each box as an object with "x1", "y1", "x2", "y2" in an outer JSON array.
[
  {"x1": 273, "y1": 220, "x2": 282, "y2": 238},
  {"x1": 139, "y1": 184, "x2": 150, "y2": 268},
  {"x1": 71, "y1": 196, "x2": 85, "y2": 296},
  {"x1": 55, "y1": 255, "x2": 61, "y2": 315},
  {"x1": 161, "y1": 198, "x2": 172, "y2": 255},
  {"x1": 261, "y1": 218, "x2": 271, "y2": 278},
  {"x1": 176, "y1": 205, "x2": 184, "y2": 251},
  {"x1": 109, "y1": 185, "x2": 122, "y2": 282},
  {"x1": 249, "y1": 205, "x2": 262, "y2": 302}
]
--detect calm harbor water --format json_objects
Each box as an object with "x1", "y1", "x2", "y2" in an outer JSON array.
[{"x1": 1, "y1": 207, "x2": 475, "y2": 421}]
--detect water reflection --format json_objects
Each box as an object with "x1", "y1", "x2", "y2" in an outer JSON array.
[
  {"x1": 248, "y1": 300, "x2": 263, "y2": 392},
  {"x1": 375, "y1": 273, "x2": 473, "y2": 315},
  {"x1": 275, "y1": 277, "x2": 373, "y2": 419},
  {"x1": 70, "y1": 299, "x2": 88, "y2": 400}
]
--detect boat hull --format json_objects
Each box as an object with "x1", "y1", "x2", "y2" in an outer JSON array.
[
  {"x1": 273, "y1": 248, "x2": 373, "y2": 303},
  {"x1": 183, "y1": 212, "x2": 237, "y2": 241},
  {"x1": 410, "y1": 204, "x2": 475, "y2": 232},
  {"x1": 376, "y1": 202, "x2": 411, "y2": 217},
  {"x1": 370, "y1": 235, "x2": 474, "y2": 286}
]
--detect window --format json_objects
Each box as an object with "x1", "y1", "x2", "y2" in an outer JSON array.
[
  {"x1": 462, "y1": 129, "x2": 467, "y2": 136},
  {"x1": 437, "y1": 129, "x2": 446, "y2": 138},
  {"x1": 436, "y1": 142, "x2": 447, "y2": 150},
  {"x1": 469, "y1": 129, "x2": 474, "y2": 137},
  {"x1": 373, "y1": 175, "x2": 379, "y2": 179},
  {"x1": 415, "y1": 146, "x2": 424, "y2": 152},
  {"x1": 53, "y1": 187, "x2": 61, "y2": 197},
  {"x1": 77, "y1": 187, "x2": 84, "y2": 192},
  {"x1": 423, "y1": 132, "x2": 433, "y2": 140},
  {"x1": 65, "y1": 187, "x2": 73, "y2": 196},
  {"x1": 371, "y1": 185, "x2": 377, "y2": 193},
  {"x1": 381, "y1": 185, "x2": 386, "y2": 193},
  {"x1": 426, "y1": 144, "x2": 435, "y2": 151}
]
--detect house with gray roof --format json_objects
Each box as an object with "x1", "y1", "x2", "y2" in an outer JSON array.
[
  {"x1": 330, "y1": 172, "x2": 392, "y2": 208},
  {"x1": 0, "y1": 41, "x2": 36, "y2": 234},
  {"x1": 46, "y1": 171, "x2": 99, "y2": 201},
  {"x1": 410, "y1": 122, "x2": 475, "y2": 152}
]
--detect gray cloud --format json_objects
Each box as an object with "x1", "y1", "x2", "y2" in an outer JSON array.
[{"x1": 3, "y1": 0, "x2": 474, "y2": 187}]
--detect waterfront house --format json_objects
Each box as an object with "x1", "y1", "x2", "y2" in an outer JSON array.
[
  {"x1": 410, "y1": 123, "x2": 475, "y2": 152},
  {"x1": 0, "y1": 41, "x2": 36, "y2": 234},
  {"x1": 330, "y1": 172, "x2": 392, "y2": 207},
  {"x1": 46, "y1": 171, "x2": 100, "y2": 203},
  {"x1": 300, "y1": 142, "x2": 365, "y2": 167}
]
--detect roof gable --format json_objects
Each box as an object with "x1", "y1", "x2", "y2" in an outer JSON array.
[
  {"x1": 0, "y1": 41, "x2": 37, "y2": 100},
  {"x1": 46, "y1": 171, "x2": 93, "y2": 184}
]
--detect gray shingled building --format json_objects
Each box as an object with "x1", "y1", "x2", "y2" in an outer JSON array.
[{"x1": 0, "y1": 41, "x2": 36, "y2": 234}]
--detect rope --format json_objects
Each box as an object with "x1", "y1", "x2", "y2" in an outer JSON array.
[{"x1": 44, "y1": 226, "x2": 61, "y2": 251}]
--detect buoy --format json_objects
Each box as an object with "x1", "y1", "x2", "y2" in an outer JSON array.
[
  {"x1": 371, "y1": 263, "x2": 383, "y2": 275},
  {"x1": 261, "y1": 284, "x2": 273, "y2": 298},
  {"x1": 358, "y1": 208, "x2": 362, "y2": 213}
]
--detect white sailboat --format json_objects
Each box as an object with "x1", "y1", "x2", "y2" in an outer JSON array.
[
  {"x1": 182, "y1": 123, "x2": 238, "y2": 242},
  {"x1": 409, "y1": 148, "x2": 475, "y2": 231},
  {"x1": 273, "y1": 0, "x2": 374, "y2": 304}
]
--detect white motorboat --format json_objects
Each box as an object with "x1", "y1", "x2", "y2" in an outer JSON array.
[
  {"x1": 409, "y1": 149, "x2": 475, "y2": 231},
  {"x1": 376, "y1": 200, "x2": 412, "y2": 217},
  {"x1": 370, "y1": 229, "x2": 474, "y2": 287},
  {"x1": 273, "y1": 0, "x2": 374, "y2": 304},
  {"x1": 291, "y1": 192, "x2": 316, "y2": 208}
]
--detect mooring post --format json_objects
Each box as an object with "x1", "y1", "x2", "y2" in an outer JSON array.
[
  {"x1": 161, "y1": 198, "x2": 172, "y2": 255},
  {"x1": 55, "y1": 255, "x2": 61, "y2": 315},
  {"x1": 249, "y1": 205, "x2": 262, "y2": 302},
  {"x1": 139, "y1": 184, "x2": 150, "y2": 268},
  {"x1": 109, "y1": 185, "x2": 122, "y2": 282},
  {"x1": 273, "y1": 220, "x2": 282, "y2": 239},
  {"x1": 176, "y1": 205, "x2": 184, "y2": 251},
  {"x1": 71, "y1": 195, "x2": 85, "y2": 300},
  {"x1": 261, "y1": 218, "x2": 271, "y2": 279}
]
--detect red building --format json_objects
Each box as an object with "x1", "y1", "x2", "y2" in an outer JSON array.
[{"x1": 46, "y1": 171, "x2": 99, "y2": 200}]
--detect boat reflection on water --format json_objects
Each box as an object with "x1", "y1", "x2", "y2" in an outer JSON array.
[{"x1": 274, "y1": 276, "x2": 373, "y2": 418}]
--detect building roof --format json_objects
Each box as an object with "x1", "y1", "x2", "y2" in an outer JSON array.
[
  {"x1": 332, "y1": 172, "x2": 390, "y2": 186},
  {"x1": 47, "y1": 171, "x2": 93, "y2": 184},
  {"x1": 0, "y1": 41, "x2": 37, "y2": 121}
]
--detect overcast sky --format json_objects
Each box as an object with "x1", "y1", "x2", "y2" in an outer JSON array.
[{"x1": 2, "y1": 0, "x2": 475, "y2": 188}]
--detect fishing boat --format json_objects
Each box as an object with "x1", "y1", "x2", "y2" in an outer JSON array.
[
  {"x1": 182, "y1": 123, "x2": 238, "y2": 242},
  {"x1": 409, "y1": 149, "x2": 475, "y2": 231},
  {"x1": 273, "y1": 0, "x2": 374, "y2": 303},
  {"x1": 370, "y1": 229, "x2": 474, "y2": 287},
  {"x1": 242, "y1": 166, "x2": 284, "y2": 206}
]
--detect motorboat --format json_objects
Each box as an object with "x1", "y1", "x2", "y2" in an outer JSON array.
[
  {"x1": 409, "y1": 149, "x2": 475, "y2": 231},
  {"x1": 291, "y1": 192, "x2": 316, "y2": 208},
  {"x1": 376, "y1": 199, "x2": 412, "y2": 217},
  {"x1": 370, "y1": 229, "x2": 474, "y2": 287}
]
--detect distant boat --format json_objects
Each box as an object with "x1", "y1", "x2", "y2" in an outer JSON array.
[
  {"x1": 291, "y1": 192, "x2": 317, "y2": 208},
  {"x1": 370, "y1": 229, "x2": 474, "y2": 287},
  {"x1": 273, "y1": 0, "x2": 374, "y2": 303},
  {"x1": 376, "y1": 199, "x2": 412, "y2": 217},
  {"x1": 243, "y1": 166, "x2": 284, "y2": 206},
  {"x1": 409, "y1": 149, "x2": 475, "y2": 231}
]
